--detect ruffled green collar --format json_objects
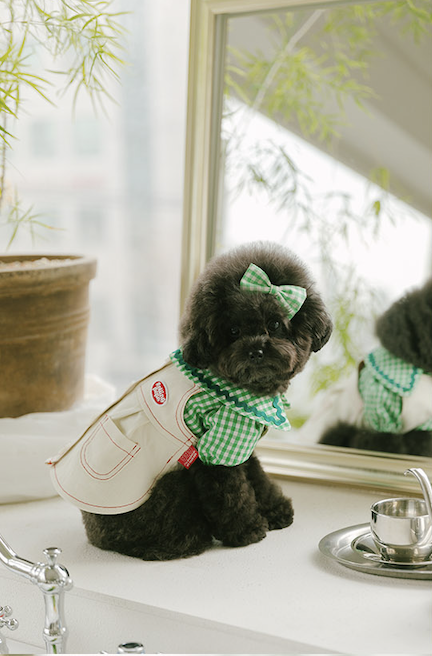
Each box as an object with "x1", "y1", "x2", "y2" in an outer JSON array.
[
  {"x1": 365, "y1": 346, "x2": 423, "y2": 396},
  {"x1": 170, "y1": 349, "x2": 290, "y2": 430}
]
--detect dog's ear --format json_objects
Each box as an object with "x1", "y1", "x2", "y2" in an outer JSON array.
[
  {"x1": 181, "y1": 331, "x2": 212, "y2": 369},
  {"x1": 179, "y1": 289, "x2": 214, "y2": 369},
  {"x1": 305, "y1": 295, "x2": 333, "y2": 352},
  {"x1": 311, "y1": 313, "x2": 333, "y2": 352}
]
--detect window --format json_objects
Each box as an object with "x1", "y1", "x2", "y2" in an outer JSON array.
[
  {"x1": 4, "y1": 0, "x2": 191, "y2": 392},
  {"x1": 73, "y1": 118, "x2": 101, "y2": 157},
  {"x1": 30, "y1": 120, "x2": 56, "y2": 158}
]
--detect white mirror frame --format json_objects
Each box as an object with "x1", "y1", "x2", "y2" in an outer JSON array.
[{"x1": 180, "y1": 0, "x2": 432, "y2": 493}]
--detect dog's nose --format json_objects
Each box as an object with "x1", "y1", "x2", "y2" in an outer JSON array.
[{"x1": 248, "y1": 348, "x2": 264, "y2": 362}]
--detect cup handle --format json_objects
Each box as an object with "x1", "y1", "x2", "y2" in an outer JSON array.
[{"x1": 351, "y1": 534, "x2": 382, "y2": 561}]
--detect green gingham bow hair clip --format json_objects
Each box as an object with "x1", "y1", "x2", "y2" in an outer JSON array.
[{"x1": 240, "y1": 263, "x2": 307, "y2": 319}]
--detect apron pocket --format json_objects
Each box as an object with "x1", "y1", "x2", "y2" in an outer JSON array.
[{"x1": 80, "y1": 414, "x2": 140, "y2": 480}]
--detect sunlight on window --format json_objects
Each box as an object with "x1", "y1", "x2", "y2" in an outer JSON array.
[
  {"x1": 30, "y1": 120, "x2": 57, "y2": 158},
  {"x1": 73, "y1": 118, "x2": 102, "y2": 157}
]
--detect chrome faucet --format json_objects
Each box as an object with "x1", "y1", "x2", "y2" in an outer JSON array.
[{"x1": 0, "y1": 535, "x2": 72, "y2": 654}]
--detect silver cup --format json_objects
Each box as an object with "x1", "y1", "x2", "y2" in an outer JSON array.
[{"x1": 370, "y1": 497, "x2": 432, "y2": 563}]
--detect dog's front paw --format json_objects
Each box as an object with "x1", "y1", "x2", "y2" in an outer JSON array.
[
  {"x1": 220, "y1": 515, "x2": 269, "y2": 548},
  {"x1": 265, "y1": 497, "x2": 294, "y2": 530}
]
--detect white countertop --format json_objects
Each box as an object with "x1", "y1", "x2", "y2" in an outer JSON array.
[{"x1": 0, "y1": 478, "x2": 431, "y2": 654}]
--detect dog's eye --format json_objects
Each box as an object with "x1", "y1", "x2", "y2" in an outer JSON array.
[
  {"x1": 230, "y1": 326, "x2": 241, "y2": 337},
  {"x1": 268, "y1": 320, "x2": 280, "y2": 333}
]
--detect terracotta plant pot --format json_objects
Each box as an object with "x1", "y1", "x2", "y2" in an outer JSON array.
[{"x1": 0, "y1": 255, "x2": 97, "y2": 418}]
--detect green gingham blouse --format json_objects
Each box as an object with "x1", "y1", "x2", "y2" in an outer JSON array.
[
  {"x1": 170, "y1": 349, "x2": 290, "y2": 466},
  {"x1": 358, "y1": 346, "x2": 432, "y2": 433}
]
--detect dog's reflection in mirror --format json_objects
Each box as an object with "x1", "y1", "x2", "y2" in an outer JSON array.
[{"x1": 305, "y1": 280, "x2": 432, "y2": 457}]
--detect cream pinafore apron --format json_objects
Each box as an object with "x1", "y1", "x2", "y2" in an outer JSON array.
[{"x1": 48, "y1": 362, "x2": 200, "y2": 514}]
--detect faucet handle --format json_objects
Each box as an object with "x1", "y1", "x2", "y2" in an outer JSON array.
[
  {"x1": 0, "y1": 605, "x2": 19, "y2": 631},
  {"x1": 35, "y1": 546, "x2": 73, "y2": 593},
  {"x1": 43, "y1": 547, "x2": 62, "y2": 566}
]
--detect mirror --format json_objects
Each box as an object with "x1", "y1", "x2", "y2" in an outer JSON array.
[{"x1": 181, "y1": 0, "x2": 432, "y2": 492}]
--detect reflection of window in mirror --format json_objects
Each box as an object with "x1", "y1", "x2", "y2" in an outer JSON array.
[{"x1": 218, "y1": 1, "x2": 432, "y2": 449}]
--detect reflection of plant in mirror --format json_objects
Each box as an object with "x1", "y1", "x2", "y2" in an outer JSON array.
[
  {"x1": 223, "y1": 0, "x2": 431, "y2": 396},
  {"x1": 0, "y1": 0, "x2": 126, "y2": 247},
  {"x1": 225, "y1": 1, "x2": 430, "y2": 141}
]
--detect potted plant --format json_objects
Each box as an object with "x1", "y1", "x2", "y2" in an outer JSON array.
[{"x1": 0, "y1": 1, "x2": 124, "y2": 417}]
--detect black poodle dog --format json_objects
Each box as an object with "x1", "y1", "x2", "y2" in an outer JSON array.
[
  {"x1": 50, "y1": 242, "x2": 332, "y2": 560},
  {"x1": 319, "y1": 279, "x2": 432, "y2": 456}
]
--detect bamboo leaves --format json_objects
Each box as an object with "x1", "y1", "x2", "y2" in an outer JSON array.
[{"x1": 0, "y1": 0, "x2": 126, "y2": 243}]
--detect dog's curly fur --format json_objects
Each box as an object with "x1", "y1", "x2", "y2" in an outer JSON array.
[
  {"x1": 82, "y1": 242, "x2": 332, "y2": 560},
  {"x1": 319, "y1": 279, "x2": 432, "y2": 456}
]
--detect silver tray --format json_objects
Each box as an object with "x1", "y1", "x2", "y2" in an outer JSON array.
[{"x1": 319, "y1": 523, "x2": 432, "y2": 580}]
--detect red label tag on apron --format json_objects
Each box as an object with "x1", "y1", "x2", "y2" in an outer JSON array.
[
  {"x1": 151, "y1": 380, "x2": 168, "y2": 405},
  {"x1": 178, "y1": 445, "x2": 199, "y2": 469}
]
